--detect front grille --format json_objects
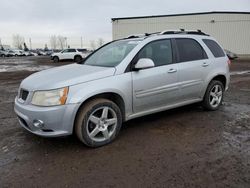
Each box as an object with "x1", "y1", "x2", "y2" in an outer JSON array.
[{"x1": 19, "y1": 89, "x2": 29, "y2": 101}]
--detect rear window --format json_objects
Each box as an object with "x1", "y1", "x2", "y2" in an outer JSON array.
[
  {"x1": 176, "y1": 38, "x2": 207, "y2": 62},
  {"x1": 202, "y1": 39, "x2": 225, "y2": 58}
]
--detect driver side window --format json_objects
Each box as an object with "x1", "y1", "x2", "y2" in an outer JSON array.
[{"x1": 137, "y1": 39, "x2": 173, "y2": 67}]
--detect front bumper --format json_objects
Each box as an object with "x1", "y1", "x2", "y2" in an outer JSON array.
[{"x1": 14, "y1": 97, "x2": 79, "y2": 137}]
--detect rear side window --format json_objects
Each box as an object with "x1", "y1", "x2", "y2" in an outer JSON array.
[
  {"x1": 77, "y1": 49, "x2": 87, "y2": 52},
  {"x1": 202, "y1": 39, "x2": 225, "y2": 58},
  {"x1": 137, "y1": 39, "x2": 173, "y2": 67},
  {"x1": 68, "y1": 49, "x2": 76, "y2": 52},
  {"x1": 176, "y1": 38, "x2": 207, "y2": 62}
]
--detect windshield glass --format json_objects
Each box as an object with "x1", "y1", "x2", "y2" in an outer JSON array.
[{"x1": 83, "y1": 40, "x2": 141, "y2": 67}]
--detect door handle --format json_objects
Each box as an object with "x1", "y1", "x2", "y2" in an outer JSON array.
[
  {"x1": 202, "y1": 62, "x2": 209, "y2": 67},
  {"x1": 168, "y1": 68, "x2": 177, "y2": 73}
]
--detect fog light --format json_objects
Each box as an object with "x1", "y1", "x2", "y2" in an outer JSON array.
[{"x1": 33, "y1": 119, "x2": 44, "y2": 128}]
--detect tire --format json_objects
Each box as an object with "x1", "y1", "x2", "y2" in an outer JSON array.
[
  {"x1": 75, "y1": 98, "x2": 122, "y2": 147},
  {"x1": 74, "y1": 55, "x2": 82, "y2": 62},
  {"x1": 53, "y1": 56, "x2": 59, "y2": 63},
  {"x1": 1, "y1": 54, "x2": 5, "y2": 58},
  {"x1": 202, "y1": 80, "x2": 224, "y2": 111}
]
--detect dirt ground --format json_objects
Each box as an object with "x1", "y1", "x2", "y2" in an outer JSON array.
[{"x1": 0, "y1": 56, "x2": 249, "y2": 187}]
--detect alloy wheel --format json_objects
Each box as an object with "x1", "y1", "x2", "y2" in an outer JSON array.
[
  {"x1": 209, "y1": 85, "x2": 223, "y2": 108},
  {"x1": 86, "y1": 106, "x2": 118, "y2": 142}
]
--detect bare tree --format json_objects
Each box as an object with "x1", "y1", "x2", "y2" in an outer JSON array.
[
  {"x1": 50, "y1": 35, "x2": 57, "y2": 50},
  {"x1": 13, "y1": 34, "x2": 24, "y2": 50},
  {"x1": 90, "y1": 40, "x2": 96, "y2": 50},
  {"x1": 57, "y1": 36, "x2": 66, "y2": 50},
  {"x1": 97, "y1": 38, "x2": 105, "y2": 48}
]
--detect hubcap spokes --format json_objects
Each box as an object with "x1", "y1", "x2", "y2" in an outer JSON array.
[
  {"x1": 87, "y1": 107, "x2": 117, "y2": 142},
  {"x1": 209, "y1": 85, "x2": 222, "y2": 107}
]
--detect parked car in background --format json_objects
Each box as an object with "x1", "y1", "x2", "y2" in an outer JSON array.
[
  {"x1": 6, "y1": 50, "x2": 16, "y2": 57},
  {"x1": 36, "y1": 50, "x2": 46, "y2": 56},
  {"x1": 224, "y1": 49, "x2": 238, "y2": 60},
  {"x1": 51, "y1": 48, "x2": 88, "y2": 63},
  {"x1": 0, "y1": 50, "x2": 8, "y2": 57},
  {"x1": 45, "y1": 50, "x2": 54, "y2": 56},
  {"x1": 15, "y1": 30, "x2": 230, "y2": 147}
]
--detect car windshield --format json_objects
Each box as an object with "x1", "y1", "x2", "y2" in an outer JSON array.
[{"x1": 83, "y1": 40, "x2": 141, "y2": 67}]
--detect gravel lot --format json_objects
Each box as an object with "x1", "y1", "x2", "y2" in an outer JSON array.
[{"x1": 0, "y1": 56, "x2": 250, "y2": 187}]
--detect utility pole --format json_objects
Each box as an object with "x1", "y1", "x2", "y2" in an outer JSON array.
[
  {"x1": 81, "y1": 36, "x2": 83, "y2": 48},
  {"x1": 29, "y1": 38, "x2": 32, "y2": 50}
]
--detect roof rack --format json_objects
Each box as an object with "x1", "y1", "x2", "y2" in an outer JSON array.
[
  {"x1": 161, "y1": 29, "x2": 209, "y2": 36},
  {"x1": 126, "y1": 32, "x2": 161, "y2": 39},
  {"x1": 123, "y1": 29, "x2": 209, "y2": 40}
]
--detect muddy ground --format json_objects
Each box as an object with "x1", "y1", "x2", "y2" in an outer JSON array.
[{"x1": 0, "y1": 56, "x2": 249, "y2": 187}]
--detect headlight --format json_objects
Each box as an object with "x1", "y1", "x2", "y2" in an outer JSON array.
[{"x1": 31, "y1": 87, "x2": 69, "y2": 106}]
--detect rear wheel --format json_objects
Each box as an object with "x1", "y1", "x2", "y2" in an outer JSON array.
[
  {"x1": 202, "y1": 80, "x2": 224, "y2": 111},
  {"x1": 74, "y1": 55, "x2": 82, "y2": 62},
  {"x1": 75, "y1": 99, "x2": 122, "y2": 147},
  {"x1": 53, "y1": 56, "x2": 59, "y2": 63}
]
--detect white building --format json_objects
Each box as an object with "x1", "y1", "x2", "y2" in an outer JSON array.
[{"x1": 112, "y1": 11, "x2": 250, "y2": 55}]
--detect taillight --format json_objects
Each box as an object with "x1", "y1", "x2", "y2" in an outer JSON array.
[{"x1": 227, "y1": 59, "x2": 231, "y2": 66}]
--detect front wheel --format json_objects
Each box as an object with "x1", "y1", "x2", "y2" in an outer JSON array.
[
  {"x1": 75, "y1": 99, "x2": 122, "y2": 147},
  {"x1": 53, "y1": 56, "x2": 59, "y2": 63},
  {"x1": 202, "y1": 80, "x2": 224, "y2": 111}
]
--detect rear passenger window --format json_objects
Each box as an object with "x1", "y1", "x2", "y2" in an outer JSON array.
[
  {"x1": 176, "y1": 38, "x2": 207, "y2": 62},
  {"x1": 137, "y1": 40, "x2": 173, "y2": 67},
  {"x1": 202, "y1": 39, "x2": 225, "y2": 58},
  {"x1": 68, "y1": 49, "x2": 76, "y2": 52}
]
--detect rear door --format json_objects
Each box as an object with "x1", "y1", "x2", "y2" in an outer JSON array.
[
  {"x1": 68, "y1": 49, "x2": 77, "y2": 59},
  {"x1": 132, "y1": 39, "x2": 180, "y2": 113},
  {"x1": 174, "y1": 38, "x2": 209, "y2": 101}
]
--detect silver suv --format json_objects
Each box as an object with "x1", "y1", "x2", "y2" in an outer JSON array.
[{"x1": 14, "y1": 30, "x2": 230, "y2": 147}]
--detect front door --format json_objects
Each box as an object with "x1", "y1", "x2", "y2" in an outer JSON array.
[{"x1": 132, "y1": 39, "x2": 179, "y2": 113}]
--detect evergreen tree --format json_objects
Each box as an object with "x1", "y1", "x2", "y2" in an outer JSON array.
[
  {"x1": 44, "y1": 44, "x2": 48, "y2": 51},
  {"x1": 23, "y1": 43, "x2": 29, "y2": 51}
]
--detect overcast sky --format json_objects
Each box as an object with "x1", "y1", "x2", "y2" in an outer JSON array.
[{"x1": 0, "y1": 0, "x2": 250, "y2": 48}]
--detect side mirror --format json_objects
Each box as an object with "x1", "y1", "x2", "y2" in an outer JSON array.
[{"x1": 134, "y1": 58, "x2": 155, "y2": 71}]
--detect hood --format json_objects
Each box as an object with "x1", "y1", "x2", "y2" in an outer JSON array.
[{"x1": 21, "y1": 64, "x2": 116, "y2": 90}]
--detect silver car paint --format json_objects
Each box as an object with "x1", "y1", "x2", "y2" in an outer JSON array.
[{"x1": 14, "y1": 34, "x2": 230, "y2": 137}]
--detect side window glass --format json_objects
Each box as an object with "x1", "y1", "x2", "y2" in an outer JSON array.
[
  {"x1": 176, "y1": 38, "x2": 207, "y2": 62},
  {"x1": 68, "y1": 49, "x2": 76, "y2": 52},
  {"x1": 202, "y1": 39, "x2": 225, "y2": 58},
  {"x1": 138, "y1": 39, "x2": 173, "y2": 67}
]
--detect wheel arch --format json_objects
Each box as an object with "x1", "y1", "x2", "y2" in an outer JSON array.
[
  {"x1": 73, "y1": 92, "x2": 126, "y2": 133},
  {"x1": 74, "y1": 54, "x2": 82, "y2": 59},
  {"x1": 202, "y1": 74, "x2": 227, "y2": 98},
  {"x1": 209, "y1": 74, "x2": 227, "y2": 89},
  {"x1": 53, "y1": 55, "x2": 59, "y2": 59}
]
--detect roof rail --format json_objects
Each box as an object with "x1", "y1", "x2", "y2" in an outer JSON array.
[
  {"x1": 123, "y1": 29, "x2": 209, "y2": 40},
  {"x1": 125, "y1": 32, "x2": 161, "y2": 39},
  {"x1": 161, "y1": 29, "x2": 209, "y2": 36}
]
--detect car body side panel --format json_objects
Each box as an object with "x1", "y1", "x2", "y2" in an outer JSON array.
[
  {"x1": 67, "y1": 72, "x2": 133, "y2": 119},
  {"x1": 132, "y1": 64, "x2": 179, "y2": 113}
]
